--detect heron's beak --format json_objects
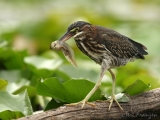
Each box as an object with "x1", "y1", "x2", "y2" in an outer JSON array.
[{"x1": 59, "y1": 32, "x2": 73, "y2": 42}]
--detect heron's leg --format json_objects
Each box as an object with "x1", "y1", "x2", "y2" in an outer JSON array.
[
  {"x1": 107, "y1": 69, "x2": 123, "y2": 110},
  {"x1": 66, "y1": 59, "x2": 109, "y2": 108}
]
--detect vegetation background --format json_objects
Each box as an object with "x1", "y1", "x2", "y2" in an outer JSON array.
[{"x1": 0, "y1": 0, "x2": 160, "y2": 119}]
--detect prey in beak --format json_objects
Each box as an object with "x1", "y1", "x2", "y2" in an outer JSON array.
[
  {"x1": 50, "y1": 22, "x2": 85, "y2": 68},
  {"x1": 50, "y1": 31, "x2": 77, "y2": 68}
]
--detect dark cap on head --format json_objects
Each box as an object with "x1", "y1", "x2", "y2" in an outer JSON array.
[{"x1": 68, "y1": 21, "x2": 91, "y2": 31}]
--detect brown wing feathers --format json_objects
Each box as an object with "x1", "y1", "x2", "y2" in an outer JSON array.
[{"x1": 97, "y1": 26, "x2": 148, "y2": 59}]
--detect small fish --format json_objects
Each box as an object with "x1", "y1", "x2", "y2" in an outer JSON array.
[{"x1": 51, "y1": 40, "x2": 77, "y2": 68}]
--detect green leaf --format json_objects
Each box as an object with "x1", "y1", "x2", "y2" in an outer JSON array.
[
  {"x1": 0, "y1": 70, "x2": 21, "y2": 83},
  {"x1": 24, "y1": 56, "x2": 62, "y2": 77},
  {"x1": 54, "y1": 70, "x2": 71, "y2": 83},
  {"x1": 123, "y1": 79, "x2": 150, "y2": 96},
  {"x1": 0, "y1": 79, "x2": 8, "y2": 91},
  {"x1": 44, "y1": 99, "x2": 66, "y2": 111},
  {"x1": 13, "y1": 85, "x2": 36, "y2": 97},
  {"x1": 0, "y1": 70, "x2": 30, "y2": 93},
  {"x1": 36, "y1": 77, "x2": 104, "y2": 104},
  {"x1": 41, "y1": 50, "x2": 60, "y2": 59},
  {"x1": 0, "y1": 49, "x2": 27, "y2": 69},
  {"x1": 24, "y1": 56, "x2": 62, "y2": 70},
  {"x1": 0, "y1": 110, "x2": 24, "y2": 120},
  {"x1": 0, "y1": 90, "x2": 33, "y2": 116},
  {"x1": 59, "y1": 65, "x2": 99, "y2": 82}
]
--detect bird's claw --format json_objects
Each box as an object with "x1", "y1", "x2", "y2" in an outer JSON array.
[
  {"x1": 66, "y1": 100, "x2": 95, "y2": 108},
  {"x1": 97, "y1": 96, "x2": 123, "y2": 111},
  {"x1": 107, "y1": 96, "x2": 123, "y2": 111}
]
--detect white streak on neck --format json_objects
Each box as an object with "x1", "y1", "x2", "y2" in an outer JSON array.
[{"x1": 73, "y1": 31, "x2": 84, "y2": 38}]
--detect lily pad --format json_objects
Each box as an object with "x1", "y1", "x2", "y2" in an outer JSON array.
[
  {"x1": 0, "y1": 79, "x2": 8, "y2": 91},
  {"x1": 0, "y1": 90, "x2": 33, "y2": 116},
  {"x1": 0, "y1": 110, "x2": 24, "y2": 120},
  {"x1": 36, "y1": 77, "x2": 104, "y2": 104},
  {"x1": 0, "y1": 70, "x2": 30, "y2": 93},
  {"x1": 123, "y1": 79, "x2": 150, "y2": 96},
  {"x1": 24, "y1": 56, "x2": 62, "y2": 70},
  {"x1": 24, "y1": 56, "x2": 62, "y2": 77}
]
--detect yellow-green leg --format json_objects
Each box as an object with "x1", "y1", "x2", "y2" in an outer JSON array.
[
  {"x1": 66, "y1": 60, "x2": 123, "y2": 110},
  {"x1": 108, "y1": 69, "x2": 123, "y2": 110},
  {"x1": 66, "y1": 59, "x2": 108, "y2": 108}
]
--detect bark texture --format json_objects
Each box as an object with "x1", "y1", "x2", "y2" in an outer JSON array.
[{"x1": 19, "y1": 88, "x2": 160, "y2": 120}]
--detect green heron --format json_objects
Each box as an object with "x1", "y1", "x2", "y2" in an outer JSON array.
[{"x1": 54, "y1": 21, "x2": 148, "y2": 110}]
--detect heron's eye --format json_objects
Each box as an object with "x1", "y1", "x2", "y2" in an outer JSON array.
[{"x1": 70, "y1": 27, "x2": 79, "y2": 33}]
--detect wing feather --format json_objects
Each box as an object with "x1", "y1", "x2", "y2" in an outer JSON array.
[{"x1": 96, "y1": 26, "x2": 146, "y2": 59}]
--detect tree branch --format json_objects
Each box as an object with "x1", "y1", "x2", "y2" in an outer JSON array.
[{"x1": 19, "y1": 88, "x2": 160, "y2": 120}]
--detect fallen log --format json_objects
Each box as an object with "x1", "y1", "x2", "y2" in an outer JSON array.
[{"x1": 19, "y1": 88, "x2": 160, "y2": 120}]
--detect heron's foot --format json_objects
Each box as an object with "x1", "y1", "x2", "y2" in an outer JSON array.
[
  {"x1": 97, "y1": 95, "x2": 123, "y2": 111},
  {"x1": 66, "y1": 99, "x2": 95, "y2": 108},
  {"x1": 107, "y1": 95, "x2": 123, "y2": 111}
]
